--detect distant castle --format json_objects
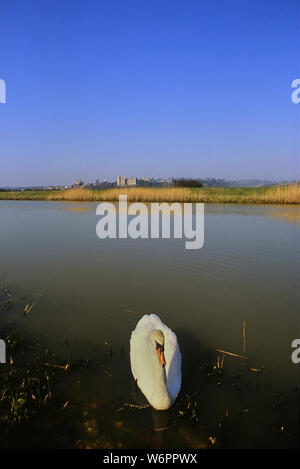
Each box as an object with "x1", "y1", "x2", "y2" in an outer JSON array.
[
  {"x1": 117, "y1": 176, "x2": 172, "y2": 188},
  {"x1": 117, "y1": 176, "x2": 138, "y2": 187}
]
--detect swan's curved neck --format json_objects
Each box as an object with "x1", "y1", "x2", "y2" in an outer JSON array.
[
  {"x1": 151, "y1": 346, "x2": 172, "y2": 409},
  {"x1": 153, "y1": 358, "x2": 168, "y2": 393}
]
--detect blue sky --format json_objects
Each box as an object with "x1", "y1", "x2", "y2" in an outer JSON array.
[{"x1": 0, "y1": 0, "x2": 299, "y2": 186}]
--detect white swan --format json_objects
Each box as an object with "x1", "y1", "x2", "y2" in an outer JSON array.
[{"x1": 130, "y1": 314, "x2": 181, "y2": 410}]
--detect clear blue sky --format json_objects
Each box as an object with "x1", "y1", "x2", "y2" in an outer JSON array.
[{"x1": 0, "y1": 0, "x2": 299, "y2": 186}]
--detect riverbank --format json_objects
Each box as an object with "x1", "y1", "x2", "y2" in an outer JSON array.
[{"x1": 0, "y1": 183, "x2": 300, "y2": 204}]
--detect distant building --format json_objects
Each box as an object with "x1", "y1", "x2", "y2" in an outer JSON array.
[
  {"x1": 117, "y1": 176, "x2": 137, "y2": 187},
  {"x1": 117, "y1": 176, "x2": 173, "y2": 187}
]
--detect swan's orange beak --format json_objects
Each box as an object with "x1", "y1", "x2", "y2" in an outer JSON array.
[{"x1": 157, "y1": 348, "x2": 166, "y2": 367}]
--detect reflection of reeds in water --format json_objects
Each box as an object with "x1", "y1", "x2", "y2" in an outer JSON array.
[
  {"x1": 267, "y1": 208, "x2": 300, "y2": 225},
  {"x1": 45, "y1": 184, "x2": 300, "y2": 204},
  {"x1": 205, "y1": 204, "x2": 300, "y2": 226},
  {"x1": 47, "y1": 196, "x2": 300, "y2": 225},
  {"x1": 58, "y1": 204, "x2": 94, "y2": 213}
]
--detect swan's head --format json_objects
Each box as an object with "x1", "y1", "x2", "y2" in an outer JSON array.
[{"x1": 150, "y1": 329, "x2": 166, "y2": 367}]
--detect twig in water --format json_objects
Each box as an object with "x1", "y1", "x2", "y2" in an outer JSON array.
[
  {"x1": 42, "y1": 362, "x2": 69, "y2": 370},
  {"x1": 124, "y1": 309, "x2": 140, "y2": 316},
  {"x1": 123, "y1": 402, "x2": 151, "y2": 410},
  {"x1": 249, "y1": 367, "x2": 265, "y2": 373},
  {"x1": 66, "y1": 340, "x2": 70, "y2": 369},
  {"x1": 23, "y1": 301, "x2": 35, "y2": 316},
  {"x1": 153, "y1": 426, "x2": 172, "y2": 432},
  {"x1": 217, "y1": 349, "x2": 248, "y2": 360},
  {"x1": 242, "y1": 319, "x2": 247, "y2": 359}
]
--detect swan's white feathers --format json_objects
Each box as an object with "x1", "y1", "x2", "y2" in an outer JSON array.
[{"x1": 130, "y1": 314, "x2": 181, "y2": 407}]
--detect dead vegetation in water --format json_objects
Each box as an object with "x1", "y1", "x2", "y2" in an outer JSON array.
[
  {"x1": 0, "y1": 275, "x2": 118, "y2": 448},
  {"x1": 0, "y1": 323, "x2": 120, "y2": 448},
  {"x1": 182, "y1": 320, "x2": 299, "y2": 448},
  {"x1": 0, "y1": 335, "x2": 55, "y2": 426},
  {"x1": 0, "y1": 273, "x2": 43, "y2": 320}
]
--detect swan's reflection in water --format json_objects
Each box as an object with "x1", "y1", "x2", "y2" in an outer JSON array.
[{"x1": 150, "y1": 409, "x2": 170, "y2": 448}]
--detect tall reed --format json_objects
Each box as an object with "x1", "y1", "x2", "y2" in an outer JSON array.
[{"x1": 260, "y1": 183, "x2": 300, "y2": 204}]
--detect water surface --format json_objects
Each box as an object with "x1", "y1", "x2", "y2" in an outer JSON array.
[{"x1": 0, "y1": 201, "x2": 299, "y2": 448}]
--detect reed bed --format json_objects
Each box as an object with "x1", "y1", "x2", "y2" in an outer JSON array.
[
  {"x1": 1, "y1": 183, "x2": 300, "y2": 204},
  {"x1": 47, "y1": 187, "x2": 200, "y2": 202},
  {"x1": 260, "y1": 183, "x2": 300, "y2": 204},
  {"x1": 45, "y1": 183, "x2": 300, "y2": 204}
]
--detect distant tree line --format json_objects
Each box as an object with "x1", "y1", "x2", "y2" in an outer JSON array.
[
  {"x1": 173, "y1": 178, "x2": 203, "y2": 188},
  {"x1": 92, "y1": 180, "x2": 115, "y2": 190}
]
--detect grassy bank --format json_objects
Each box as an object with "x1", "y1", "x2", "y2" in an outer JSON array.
[{"x1": 0, "y1": 183, "x2": 300, "y2": 204}]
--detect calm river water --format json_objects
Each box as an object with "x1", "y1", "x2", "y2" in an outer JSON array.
[{"x1": 0, "y1": 200, "x2": 299, "y2": 448}]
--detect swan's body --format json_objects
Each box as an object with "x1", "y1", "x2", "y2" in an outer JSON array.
[{"x1": 130, "y1": 314, "x2": 181, "y2": 410}]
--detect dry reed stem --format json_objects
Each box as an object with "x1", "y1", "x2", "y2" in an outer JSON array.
[{"x1": 216, "y1": 349, "x2": 248, "y2": 360}]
